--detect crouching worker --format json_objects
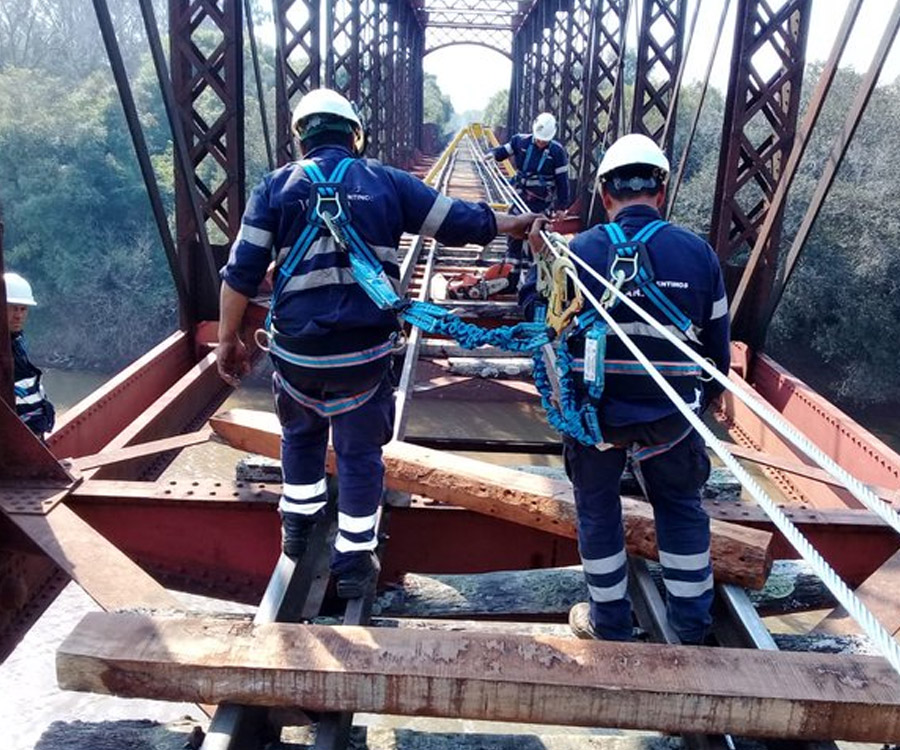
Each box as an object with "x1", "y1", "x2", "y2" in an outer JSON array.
[
  {"x1": 522, "y1": 134, "x2": 731, "y2": 643},
  {"x1": 217, "y1": 88, "x2": 537, "y2": 598}
]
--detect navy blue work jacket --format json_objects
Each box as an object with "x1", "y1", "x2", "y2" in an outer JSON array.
[
  {"x1": 492, "y1": 134, "x2": 569, "y2": 209},
  {"x1": 222, "y1": 146, "x2": 498, "y2": 355},
  {"x1": 522, "y1": 204, "x2": 731, "y2": 426}
]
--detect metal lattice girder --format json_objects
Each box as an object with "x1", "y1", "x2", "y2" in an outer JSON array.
[
  {"x1": 273, "y1": 0, "x2": 320, "y2": 164},
  {"x1": 578, "y1": 0, "x2": 629, "y2": 192},
  {"x1": 169, "y1": 0, "x2": 246, "y2": 245},
  {"x1": 709, "y1": 0, "x2": 811, "y2": 341},
  {"x1": 631, "y1": 0, "x2": 686, "y2": 154},
  {"x1": 424, "y1": 25, "x2": 513, "y2": 57}
]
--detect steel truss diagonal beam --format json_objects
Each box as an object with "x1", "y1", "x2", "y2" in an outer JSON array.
[
  {"x1": 631, "y1": 0, "x2": 686, "y2": 155},
  {"x1": 578, "y1": 0, "x2": 629, "y2": 209},
  {"x1": 169, "y1": 0, "x2": 246, "y2": 321},
  {"x1": 273, "y1": 0, "x2": 321, "y2": 164},
  {"x1": 509, "y1": 0, "x2": 627, "y2": 208},
  {"x1": 170, "y1": 0, "x2": 246, "y2": 244},
  {"x1": 708, "y1": 0, "x2": 811, "y2": 343},
  {"x1": 274, "y1": 2, "x2": 421, "y2": 168}
]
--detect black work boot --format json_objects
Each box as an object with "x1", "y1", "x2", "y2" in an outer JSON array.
[
  {"x1": 568, "y1": 602, "x2": 603, "y2": 640},
  {"x1": 280, "y1": 513, "x2": 318, "y2": 560},
  {"x1": 333, "y1": 551, "x2": 381, "y2": 599}
]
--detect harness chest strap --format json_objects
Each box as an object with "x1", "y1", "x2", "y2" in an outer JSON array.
[
  {"x1": 603, "y1": 220, "x2": 701, "y2": 345},
  {"x1": 262, "y1": 156, "x2": 553, "y2": 415}
]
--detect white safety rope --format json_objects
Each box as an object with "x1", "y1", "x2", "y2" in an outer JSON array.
[
  {"x1": 554, "y1": 256, "x2": 900, "y2": 676},
  {"x1": 475, "y1": 146, "x2": 900, "y2": 674},
  {"x1": 481, "y1": 148, "x2": 900, "y2": 537}
]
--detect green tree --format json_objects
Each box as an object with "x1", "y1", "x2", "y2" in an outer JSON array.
[
  {"x1": 423, "y1": 73, "x2": 453, "y2": 132},
  {"x1": 483, "y1": 89, "x2": 508, "y2": 129}
]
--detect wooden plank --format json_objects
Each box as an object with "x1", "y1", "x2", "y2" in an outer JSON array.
[
  {"x1": 58, "y1": 612, "x2": 900, "y2": 742},
  {"x1": 11, "y1": 504, "x2": 178, "y2": 611},
  {"x1": 210, "y1": 410, "x2": 774, "y2": 589}
]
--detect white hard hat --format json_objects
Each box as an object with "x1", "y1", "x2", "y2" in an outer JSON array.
[
  {"x1": 291, "y1": 88, "x2": 362, "y2": 135},
  {"x1": 597, "y1": 133, "x2": 670, "y2": 179},
  {"x1": 4, "y1": 272, "x2": 37, "y2": 306},
  {"x1": 532, "y1": 112, "x2": 557, "y2": 141}
]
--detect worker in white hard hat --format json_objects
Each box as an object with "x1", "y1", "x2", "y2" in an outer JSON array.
[
  {"x1": 4, "y1": 272, "x2": 55, "y2": 438},
  {"x1": 485, "y1": 111, "x2": 570, "y2": 290},
  {"x1": 218, "y1": 87, "x2": 539, "y2": 598},
  {"x1": 521, "y1": 133, "x2": 731, "y2": 646}
]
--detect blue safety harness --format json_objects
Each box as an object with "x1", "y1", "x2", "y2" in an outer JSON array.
[
  {"x1": 602, "y1": 220, "x2": 700, "y2": 343},
  {"x1": 515, "y1": 141, "x2": 552, "y2": 201},
  {"x1": 264, "y1": 156, "x2": 553, "y2": 416},
  {"x1": 531, "y1": 220, "x2": 703, "y2": 447}
]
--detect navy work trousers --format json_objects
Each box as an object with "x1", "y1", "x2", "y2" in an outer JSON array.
[
  {"x1": 274, "y1": 372, "x2": 395, "y2": 571},
  {"x1": 564, "y1": 427, "x2": 714, "y2": 643}
]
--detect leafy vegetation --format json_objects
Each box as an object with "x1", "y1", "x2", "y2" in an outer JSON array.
[{"x1": 1, "y1": 3, "x2": 898, "y2": 409}]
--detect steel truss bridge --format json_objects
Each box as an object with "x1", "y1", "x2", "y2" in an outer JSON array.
[{"x1": 2, "y1": 1, "x2": 900, "y2": 749}]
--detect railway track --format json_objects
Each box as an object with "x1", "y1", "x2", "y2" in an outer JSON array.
[{"x1": 198, "y1": 128, "x2": 845, "y2": 750}]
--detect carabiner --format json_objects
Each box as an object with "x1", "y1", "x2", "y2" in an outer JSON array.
[{"x1": 546, "y1": 254, "x2": 583, "y2": 334}]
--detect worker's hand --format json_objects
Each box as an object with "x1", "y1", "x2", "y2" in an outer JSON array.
[
  {"x1": 483, "y1": 152, "x2": 495, "y2": 162},
  {"x1": 527, "y1": 216, "x2": 552, "y2": 256},
  {"x1": 498, "y1": 211, "x2": 542, "y2": 239},
  {"x1": 216, "y1": 336, "x2": 250, "y2": 388}
]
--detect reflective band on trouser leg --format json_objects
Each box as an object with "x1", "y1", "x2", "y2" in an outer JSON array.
[
  {"x1": 636, "y1": 431, "x2": 713, "y2": 643},
  {"x1": 274, "y1": 373, "x2": 331, "y2": 517},
  {"x1": 334, "y1": 509, "x2": 379, "y2": 553},
  {"x1": 564, "y1": 438, "x2": 633, "y2": 641},
  {"x1": 329, "y1": 377, "x2": 395, "y2": 569}
]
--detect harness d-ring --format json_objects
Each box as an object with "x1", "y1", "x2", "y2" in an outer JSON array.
[{"x1": 253, "y1": 328, "x2": 272, "y2": 353}]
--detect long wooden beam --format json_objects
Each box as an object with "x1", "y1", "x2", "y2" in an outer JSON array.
[
  {"x1": 58, "y1": 612, "x2": 900, "y2": 742},
  {"x1": 210, "y1": 409, "x2": 773, "y2": 589}
]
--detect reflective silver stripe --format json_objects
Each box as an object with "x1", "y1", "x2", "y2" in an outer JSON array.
[
  {"x1": 664, "y1": 574, "x2": 714, "y2": 598},
  {"x1": 554, "y1": 164, "x2": 568, "y2": 174},
  {"x1": 15, "y1": 375, "x2": 38, "y2": 389},
  {"x1": 278, "y1": 497, "x2": 328, "y2": 515},
  {"x1": 659, "y1": 549, "x2": 710, "y2": 571},
  {"x1": 16, "y1": 391, "x2": 43, "y2": 405},
  {"x1": 711, "y1": 295, "x2": 729, "y2": 320},
  {"x1": 582, "y1": 549, "x2": 626, "y2": 576},
  {"x1": 282, "y1": 266, "x2": 356, "y2": 292},
  {"x1": 338, "y1": 511, "x2": 378, "y2": 534},
  {"x1": 587, "y1": 577, "x2": 629, "y2": 603},
  {"x1": 278, "y1": 237, "x2": 398, "y2": 266},
  {"x1": 238, "y1": 223, "x2": 273, "y2": 248},
  {"x1": 283, "y1": 478, "x2": 327, "y2": 500},
  {"x1": 504, "y1": 143, "x2": 514, "y2": 155},
  {"x1": 614, "y1": 321, "x2": 690, "y2": 342},
  {"x1": 418, "y1": 193, "x2": 454, "y2": 236},
  {"x1": 523, "y1": 177, "x2": 548, "y2": 186},
  {"x1": 335, "y1": 532, "x2": 378, "y2": 553}
]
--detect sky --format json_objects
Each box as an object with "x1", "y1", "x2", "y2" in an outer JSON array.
[{"x1": 423, "y1": 0, "x2": 900, "y2": 114}]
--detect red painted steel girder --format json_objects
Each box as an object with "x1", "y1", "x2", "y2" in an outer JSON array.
[{"x1": 709, "y1": 0, "x2": 812, "y2": 342}]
